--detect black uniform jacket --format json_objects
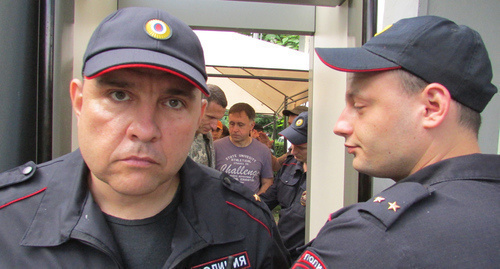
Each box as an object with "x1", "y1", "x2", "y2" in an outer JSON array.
[
  {"x1": 261, "y1": 155, "x2": 306, "y2": 260},
  {"x1": 292, "y1": 154, "x2": 500, "y2": 268},
  {"x1": 0, "y1": 150, "x2": 290, "y2": 268}
]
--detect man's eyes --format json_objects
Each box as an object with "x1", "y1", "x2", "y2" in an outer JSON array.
[
  {"x1": 110, "y1": 91, "x2": 131, "y2": 101},
  {"x1": 108, "y1": 91, "x2": 185, "y2": 109},
  {"x1": 353, "y1": 103, "x2": 365, "y2": 109},
  {"x1": 165, "y1": 99, "x2": 184, "y2": 109},
  {"x1": 229, "y1": 123, "x2": 245, "y2": 127}
]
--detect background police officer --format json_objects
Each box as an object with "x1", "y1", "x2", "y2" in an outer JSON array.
[{"x1": 261, "y1": 111, "x2": 309, "y2": 260}]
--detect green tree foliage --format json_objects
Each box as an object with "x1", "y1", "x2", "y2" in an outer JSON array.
[
  {"x1": 262, "y1": 34, "x2": 300, "y2": 50},
  {"x1": 240, "y1": 32, "x2": 301, "y2": 51},
  {"x1": 255, "y1": 114, "x2": 286, "y2": 156}
]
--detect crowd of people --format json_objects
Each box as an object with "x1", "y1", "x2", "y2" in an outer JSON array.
[{"x1": 0, "y1": 6, "x2": 498, "y2": 269}]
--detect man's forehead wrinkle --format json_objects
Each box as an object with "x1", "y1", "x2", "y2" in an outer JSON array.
[
  {"x1": 164, "y1": 87, "x2": 197, "y2": 99},
  {"x1": 95, "y1": 75, "x2": 134, "y2": 89}
]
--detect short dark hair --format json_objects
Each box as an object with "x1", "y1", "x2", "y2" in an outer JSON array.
[
  {"x1": 455, "y1": 102, "x2": 481, "y2": 136},
  {"x1": 396, "y1": 69, "x2": 481, "y2": 135},
  {"x1": 228, "y1": 103, "x2": 256, "y2": 121},
  {"x1": 253, "y1": 124, "x2": 264, "y2": 132},
  {"x1": 205, "y1": 84, "x2": 228, "y2": 108}
]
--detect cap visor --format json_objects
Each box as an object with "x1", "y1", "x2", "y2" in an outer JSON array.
[
  {"x1": 315, "y1": 47, "x2": 401, "y2": 72},
  {"x1": 84, "y1": 48, "x2": 208, "y2": 95},
  {"x1": 279, "y1": 128, "x2": 307, "y2": 145}
]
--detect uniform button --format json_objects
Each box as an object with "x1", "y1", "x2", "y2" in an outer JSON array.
[
  {"x1": 224, "y1": 177, "x2": 232, "y2": 184},
  {"x1": 22, "y1": 166, "x2": 33, "y2": 175}
]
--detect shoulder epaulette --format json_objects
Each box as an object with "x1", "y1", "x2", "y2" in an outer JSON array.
[
  {"x1": 195, "y1": 163, "x2": 259, "y2": 204},
  {"x1": 357, "y1": 182, "x2": 432, "y2": 229},
  {"x1": 0, "y1": 161, "x2": 37, "y2": 189},
  {"x1": 220, "y1": 172, "x2": 273, "y2": 214}
]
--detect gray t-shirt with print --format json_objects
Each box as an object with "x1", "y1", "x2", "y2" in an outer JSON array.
[{"x1": 214, "y1": 137, "x2": 273, "y2": 193}]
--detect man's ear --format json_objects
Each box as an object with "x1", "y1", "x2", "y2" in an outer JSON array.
[
  {"x1": 199, "y1": 99, "x2": 207, "y2": 125},
  {"x1": 70, "y1": 79, "x2": 83, "y2": 120},
  {"x1": 420, "y1": 83, "x2": 451, "y2": 129}
]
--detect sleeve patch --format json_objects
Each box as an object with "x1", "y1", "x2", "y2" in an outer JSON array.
[{"x1": 292, "y1": 250, "x2": 327, "y2": 269}]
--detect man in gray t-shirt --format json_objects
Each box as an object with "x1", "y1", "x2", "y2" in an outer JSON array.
[{"x1": 214, "y1": 103, "x2": 273, "y2": 194}]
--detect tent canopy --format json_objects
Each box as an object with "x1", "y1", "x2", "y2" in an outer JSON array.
[{"x1": 195, "y1": 30, "x2": 309, "y2": 114}]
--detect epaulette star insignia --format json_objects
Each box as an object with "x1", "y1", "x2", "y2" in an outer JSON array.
[
  {"x1": 373, "y1": 196, "x2": 385, "y2": 203},
  {"x1": 253, "y1": 194, "x2": 261, "y2": 202},
  {"x1": 388, "y1": 201, "x2": 400, "y2": 212}
]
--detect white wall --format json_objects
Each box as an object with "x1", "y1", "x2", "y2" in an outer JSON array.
[{"x1": 307, "y1": 3, "x2": 352, "y2": 241}]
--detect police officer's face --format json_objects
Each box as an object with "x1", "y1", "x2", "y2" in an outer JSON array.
[
  {"x1": 291, "y1": 143, "x2": 307, "y2": 163},
  {"x1": 70, "y1": 68, "x2": 206, "y2": 196},
  {"x1": 333, "y1": 71, "x2": 425, "y2": 180}
]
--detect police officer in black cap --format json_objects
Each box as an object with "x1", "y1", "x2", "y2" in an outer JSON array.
[
  {"x1": 261, "y1": 111, "x2": 309, "y2": 261},
  {"x1": 293, "y1": 16, "x2": 499, "y2": 268},
  {"x1": 0, "y1": 7, "x2": 289, "y2": 268},
  {"x1": 275, "y1": 106, "x2": 309, "y2": 168}
]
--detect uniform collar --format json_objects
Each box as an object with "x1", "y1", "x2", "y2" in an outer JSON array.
[
  {"x1": 401, "y1": 153, "x2": 500, "y2": 187},
  {"x1": 285, "y1": 155, "x2": 305, "y2": 173}
]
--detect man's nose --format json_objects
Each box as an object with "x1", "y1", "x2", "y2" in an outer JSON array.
[
  {"x1": 333, "y1": 108, "x2": 352, "y2": 138},
  {"x1": 127, "y1": 106, "x2": 161, "y2": 142},
  {"x1": 209, "y1": 119, "x2": 218, "y2": 131}
]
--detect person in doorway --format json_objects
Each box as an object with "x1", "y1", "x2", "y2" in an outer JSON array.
[
  {"x1": 214, "y1": 103, "x2": 274, "y2": 195},
  {"x1": 292, "y1": 16, "x2": 499, "y2": 268},
  {"x1": 188, "y1": 84, "x2": 227, "y2": 168},
  {"x1": 283, "y1": 106, "x2": 308, "y2": 126},
  {"x1": 261, "y1": 111, "x2": 309, "y2": 261},
  {"x1": 0, "y1": 7, "x2": 290, "y2": 268},
  {"x1": 278, "y1": 106, "x2": 309, "y2": 165}
]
